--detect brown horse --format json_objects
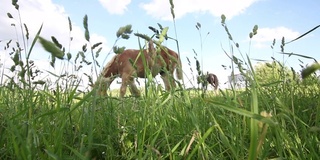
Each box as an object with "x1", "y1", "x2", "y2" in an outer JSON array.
[
  {"x1": 197, "y1": 72, "x2": 219, "y2": 90},
  {"x1": 207, "y1": 73, "x2": 219, "y2": 90},
  {"x1": 95, "y1": 41, "x2": 183, "y2": 97}
]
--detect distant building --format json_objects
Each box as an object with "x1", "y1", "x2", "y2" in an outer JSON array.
[{"x1": 228, "y1": 74, "x2": 246, "y2": 89}]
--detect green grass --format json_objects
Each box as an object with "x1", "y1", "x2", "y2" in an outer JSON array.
[
  {"x1": 1, "y1": 80, "x2": 320, "y2": 159},
  {"x1": 1, "y1": 1, "x2": 320, "y2": 159}
]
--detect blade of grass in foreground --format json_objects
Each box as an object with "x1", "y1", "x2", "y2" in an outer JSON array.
[
  {"x1": 210, "y1": 113, "x2": 238, "y2": 158},
  {"x1": 65, "y1": 144, "x2": 87, "y2": 160},
  {"x1": 27, "y1": 24, "x2": 43, "y2": 59},
  {"x1": 68, "y1": 90, "x2": 94, "y2": 114},
  {"x1": 187, "y1": 125, "x2": 215, "y2": 159},
  {"x1": 248, "y1": 87, "x2": 259, "y2": 160},
  {"x1": 205, "y1": 100, "x2": 275, "y2": 126}
]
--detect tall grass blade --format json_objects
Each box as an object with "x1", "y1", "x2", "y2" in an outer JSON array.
[
  {"x1": 187, "y1": 126, "x2": 214, "y2": 159},
  {"x1": 207, "y1": 100, "x2": 275, "y2": 125},
  {"x1": 248, "y1": 87, "x2": 259, "y2": 160},
  {"x1": 27, "y1": 24, "x2": 43, "y2": 58},
  {"x1": 279, "y1": 52, "x2": 317, "y2": 62},
  {"x1": 286, "y1": 25, "x2": 320, "y2": 44}
]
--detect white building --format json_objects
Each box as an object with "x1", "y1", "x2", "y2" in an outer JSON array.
[{"x1": 228, "y1": 74, "x2": 246, "y2": 89}]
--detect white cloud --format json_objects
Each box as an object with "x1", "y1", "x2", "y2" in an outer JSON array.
[
  {"x1": 99, "y1": 0, "x2": 131, "y2": 15},
  {"x1": 0, "y1": 0, "x2": 109, "y2": 54},
  {"x1": 140, "y1": 0, "x2": 259, "y2": 20},
  {"x1": 1, "y1": 0, "x2": 67, "y2": 38},
  {"x1": 0, "y1": 0, "x2": 109, "y2": 90},
  {"x1": 252, "y1": 27, "x2": 300, "y2": 48}
]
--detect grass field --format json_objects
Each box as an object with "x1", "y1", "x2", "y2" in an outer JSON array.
[
  {"x1": 1, "y1": 1, "x2": 320, "y2": 159},
  {"x1": 1, "y1": 75, "x2": 320, "y2": 159}
]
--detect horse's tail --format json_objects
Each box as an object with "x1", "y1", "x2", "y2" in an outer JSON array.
[{"x1": 176, "y1": 55, "x2": 183, "y2": 80}]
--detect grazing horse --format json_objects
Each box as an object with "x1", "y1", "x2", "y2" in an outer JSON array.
[
  {"x1": 197, "y1": 72, "x2": 219, "y2": 90},
  {"x1": 206, "y1": 73, "x2": 219, "y2": 90},
  {"x1": 95, "y1": 41, "x2": 183, "y2": 97}
]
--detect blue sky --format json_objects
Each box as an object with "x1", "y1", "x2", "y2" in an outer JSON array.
[{"x1": 1, "y1": 0, "x2": 319, "y2": 90}]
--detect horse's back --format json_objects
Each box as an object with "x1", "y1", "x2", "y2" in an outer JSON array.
[
  {"x1": 115, "y1": 47, "x2": 180, "y2": 78},
  {"x1": 117, "y1": 49, "x2": 153, "y2": 78}
]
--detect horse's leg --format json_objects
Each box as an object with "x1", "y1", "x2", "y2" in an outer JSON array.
[
  {"x1": 170, "y1": 77, "x2": 176, "y2": 90},
  {"x1": 160, "y1": 73, "x2": 171, "y2": 91},
  {"x1": 161, "y1": 73, "x2": 176, "y2": 91},
  {"x1": 120, "y1": 74, "x2": 130, "y2": 97},
  {"x1": 169, "y1": 71, "x2": 177, "y2": 88},
  {"x1": 169, "y1": 63, "x2": 178, "y2": 89},
  {"x1": 128, "y1": 79, "x2": 141, "y2": 97}
]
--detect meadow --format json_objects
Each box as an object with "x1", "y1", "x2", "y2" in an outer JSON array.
[{"x1": 1, "y1": 1, "x2": 320, "y2": 159}]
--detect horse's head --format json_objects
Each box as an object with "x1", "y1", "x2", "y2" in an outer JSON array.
[
  {"x1": 207, "y1": 73, "x2": 219, "y2": 90},
  {"x1": 92, "y1": 75, "x2": 114, "y2": 96}
]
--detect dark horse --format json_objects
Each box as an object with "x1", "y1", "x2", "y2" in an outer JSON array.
[
  {"x1": 197, "y1": 72, "x2": 219, "y2": 91},
  {"x1": 94, "y1": 40, "x2": 183, "y2": 97}
]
